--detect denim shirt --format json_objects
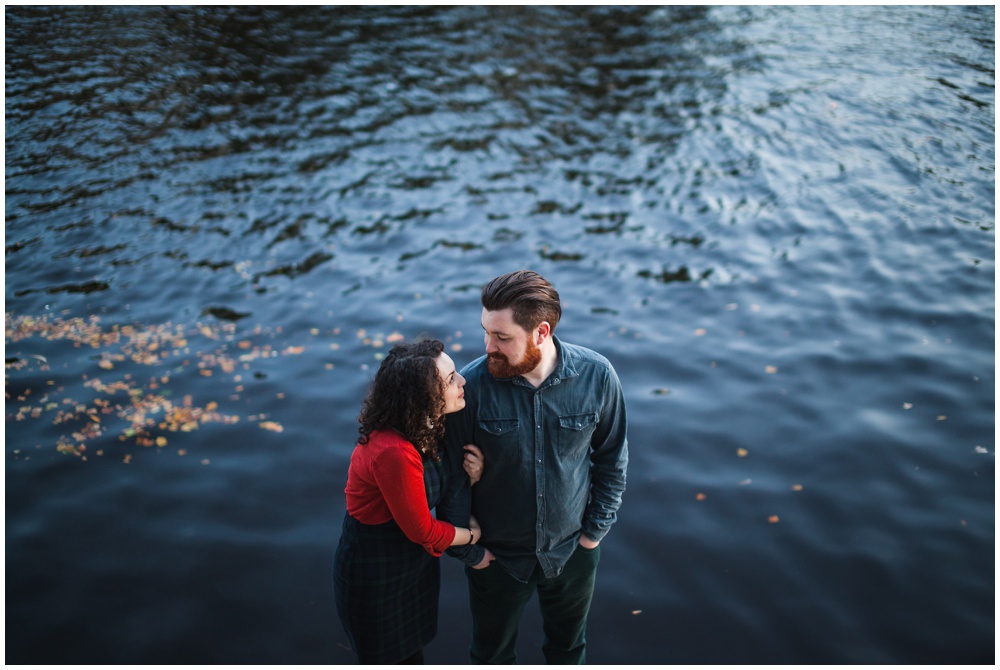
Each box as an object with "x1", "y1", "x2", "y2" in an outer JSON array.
[{"x1": 439, "y1": 337, "x2": 628, "y2": 582}]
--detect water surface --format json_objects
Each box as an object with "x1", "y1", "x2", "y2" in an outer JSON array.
[{"x1": 5, "y1": 6, "x2": 994, "y2": 664}]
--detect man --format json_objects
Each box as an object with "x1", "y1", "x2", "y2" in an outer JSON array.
[{"x1": 440, "y1": 270, "x2": 628, "y2": 664}]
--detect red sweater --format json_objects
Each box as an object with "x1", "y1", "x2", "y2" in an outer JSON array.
[{"x1": 344, "y1": 428, "x2": 457, "y2": 556}]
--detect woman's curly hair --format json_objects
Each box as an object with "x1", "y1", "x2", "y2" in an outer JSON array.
[{"x1": 357, "y1": 339, "x2": 447, "y2": 460}]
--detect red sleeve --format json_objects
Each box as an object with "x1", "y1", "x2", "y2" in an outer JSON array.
[{"x1": 372, "y1": 442, "x2": 457, "y2": 556}]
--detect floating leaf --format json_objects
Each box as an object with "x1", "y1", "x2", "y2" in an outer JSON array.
[
  {"x1": 792, "y1": 484, "x2": 803, "y2": 492},
  {"x1": 694, "y1": 328, "x2": 707, "y2": 336},
  {"x1": 765, "y1": 365, "x2": 778, "y2": 374},
  {"x1": 387, "y1": 332, "x2": 405, "y2": 343},
  {"x1": 903, "y1": 403, "x2": 913, "y2": 410},
  {"x1": 737, "y1": 448, "x2": 748, "y2": 457},
  {"x1": 631, "y1": 610, "x2": 642, "y2": 615},
  {"x1": 696, "y1": 493, "x2": 707, "y2": 501},
  {"x1": 156, "y1": 436, "x2": 168, "y2": 447},
  {"x1": 768, "y1": 515, "x2": 780, "y2": 524},
  {"x1": 260, "y1": 421, "x2": 284, "y2": 433}
]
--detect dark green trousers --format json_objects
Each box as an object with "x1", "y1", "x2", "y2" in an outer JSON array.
[{"x1": 465, "y1": 544, "x2": 600, "y2": 665}]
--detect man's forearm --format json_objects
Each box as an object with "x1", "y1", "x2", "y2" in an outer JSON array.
[{"x1": 446, "y1": 541, "x2": 487, "y2": 566}]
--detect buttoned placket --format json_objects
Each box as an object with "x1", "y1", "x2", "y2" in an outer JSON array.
[{"x1": 528, "y1": 374, "x2": 562, "y2": 576}]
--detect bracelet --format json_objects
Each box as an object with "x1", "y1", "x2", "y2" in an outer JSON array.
[{"x1": 468, "y1": 528, "x2": 475, "y2": 545}]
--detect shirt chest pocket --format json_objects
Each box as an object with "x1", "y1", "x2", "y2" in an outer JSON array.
[
  {"x1": 477, "y1": 417, "x2": 520, "y2": 452},
  {"x1": 557, "y1": 412, "x2": 598, "y2": 456}
]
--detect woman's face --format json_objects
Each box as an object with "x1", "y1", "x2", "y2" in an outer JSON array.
[{"x1": 435, "y1": 352, "x2": 466, "y2": 415}]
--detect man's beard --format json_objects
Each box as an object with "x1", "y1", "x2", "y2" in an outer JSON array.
[{"x1": 487, "y1": 338, "x2": 542, "y2": 379}]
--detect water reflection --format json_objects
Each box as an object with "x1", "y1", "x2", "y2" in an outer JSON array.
[{"x1": 6, "y1": 5, "x2": 747, "y2": 305}]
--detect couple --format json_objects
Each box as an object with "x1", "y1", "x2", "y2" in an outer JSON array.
[{"x1": 333, "y1": 270, "x2": 629, "y2": 664}]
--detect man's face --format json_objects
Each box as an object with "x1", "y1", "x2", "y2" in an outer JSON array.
[{"x1": 481, "y1": 307, "x2": 542, "y2": 379}]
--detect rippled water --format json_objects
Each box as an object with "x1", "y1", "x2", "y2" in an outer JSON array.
[{"x1": 5, "y1": 6, "x2": 994, "y2": 664}]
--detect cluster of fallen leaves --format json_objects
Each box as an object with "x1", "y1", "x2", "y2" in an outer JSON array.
[{"x1": 5, "y1": 312, "x2": 316, "y2": 462}]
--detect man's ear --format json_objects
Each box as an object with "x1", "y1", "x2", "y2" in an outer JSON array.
[{"x1": 535, "y1": 321, "x2": 551, "y2": 345}]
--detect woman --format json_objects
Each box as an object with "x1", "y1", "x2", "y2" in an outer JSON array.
[{"x1": 333, "y1": 339, "x2": 483, "y2": 665}]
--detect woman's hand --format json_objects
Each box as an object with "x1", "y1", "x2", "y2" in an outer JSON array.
[{"x1": 463, "y1": 444, "x2": 484, "y2": 485}]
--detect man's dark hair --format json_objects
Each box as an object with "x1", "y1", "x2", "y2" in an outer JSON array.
[
  {"x1": 481, "y1": 270, "x2": 561, "y2": 333},
  {"x1": 357, "y1": 339, "x2": 446, "y2": 460}
]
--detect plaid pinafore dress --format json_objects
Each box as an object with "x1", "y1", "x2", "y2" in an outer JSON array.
[{"x1": 333, "y1": 452, "x2": 446, "y2": 664}]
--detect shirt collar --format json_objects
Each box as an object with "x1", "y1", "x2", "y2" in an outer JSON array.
[{"x1": 550, "y1": 336, "x2": 579, "y2": 381}]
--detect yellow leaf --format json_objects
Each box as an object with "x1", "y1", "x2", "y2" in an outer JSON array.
[
  {"x1": 156, "y1": 436, "x2": 168, "y2": 447},
  {"x1": 768, "y1": 515, "x2": 780, "y2": 524},
  {"x1": 260, "y1": 421, "x2": 284, "y2": 433},
  {"x1": 284, "y1": 346, "x2": 306, "y2": 355},
  {"x1": 696, "y1": 493, "x2": 706, "y2": 501},
  {"x1": 765, "y1": 365, "x2": 778, "y2": 374},
  {"x1": 737, "y1": 448, "x2": 748, "y2": 457},
  {"x1": 792, "y1": 484, "x2": 803, "y2": 492}
]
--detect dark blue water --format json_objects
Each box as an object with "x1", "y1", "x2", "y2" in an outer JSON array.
[{"x1": 6, "y1": 6, "x2": 994, "y2": 664}]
